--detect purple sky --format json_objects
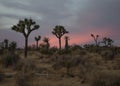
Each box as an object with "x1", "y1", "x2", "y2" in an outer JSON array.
[{"x1": 0, "y1": 0, "x2": 120, "y2": 47}]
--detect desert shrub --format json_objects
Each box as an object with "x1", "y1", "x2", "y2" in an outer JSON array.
[
  {"x1": 52, "y1": 55, "x2": 86, "y2": 77},
  {"x1": 84, "y1": 44, "x2": 99, "y2": 53},
  {"x1": 69, "y1": 54, "x2": 94, "y2": 66},
  {"x1": 40, "y1": 47, "x2": 57, "y2": 55},
  {"x1": 100, "y1": 50, "x2": 115, "y2": 60},
  {"x1": 52, "y1": 55, "x2": 71, "y2": 68},
  {"x1": 74, "y1": 53, "x2": 100, "y2": 67},
  {"x1": 57, "y1": 49, "x2": 71, "y2": 55},
  {"x1": 75, "y1": 53, "x2": 103, "y2": 83},
  {"x1": 14, "y1": 59, "x2": 36, "y2": 72},
  {"x1": 35, "y1": 67, "x2": 48, "y2": 74},
  {"x1": 40, "y1": 48, "x2": 51, "y2": 55},
  {"x1": 52, "y1": 53, "x2": 102, "y2": 79},
  {"x1": 62, "y1": 57, "x2": 74, "y2": 76},
  {"x1": 78, "y1": 50, "x2": 87, "y2": 56},
  {"x1": 52, "y1": 54, "x2": 92, "y2": 70},
  {"x1": 113, "y1": 58, "x2": 120, "y2": 70},
  {"x1": 0, "y1": 42, "x2": 4, "y2": 55},
  {"x1": 1, "y1": 53, "x2": 20, "y2": 67},
  {"x1": 50, "y1": 47, "x2": 58, "y2": 52},
  {"x1": 89, "y1": 53, "x2": 103, "y2": 65},
  {"x1": 52, "y1": 55, "x2": 66, "y2": 70},
  {"x1": 0, "y1": 49, "x2": 3, "y2": 55},
  {"x1": 90, "y1": 70, "x2": 120, "y2": 86},
  {"x1": 15, "y1": 59, "x2": 36, "y2": 86},
  {"x1": 70, "y1": 45, "x2": 82, "y2": 51},
  {"x1": 0, "y1": 70, "x2": 4, "y2": 82},
  {"x1": 15, "y1": 71, "x2": 34, "y2": 86}
]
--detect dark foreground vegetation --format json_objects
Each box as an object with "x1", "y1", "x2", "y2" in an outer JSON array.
[{"x1": 0, "y1": 18, "x2": 120, "y2": 86}]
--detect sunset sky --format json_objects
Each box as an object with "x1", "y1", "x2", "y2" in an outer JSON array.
[{"x1": 0, "y1": 0, "x2": 120, "y2": 47}]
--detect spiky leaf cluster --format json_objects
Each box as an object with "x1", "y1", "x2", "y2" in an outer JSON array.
[
  {"x1": 43, "y1": 37, "x2": 49, "y2": 43},
  {"x1": 35, "y1": 35, "x2": 41, "y2": 41},
  {"x1": 64, "y1": 36, "x2": 69, "y2": 41},
  {"x1": 52, "y1": 25, "x2": 68, "y2": 39},
  {"x1": 91, "y1": 34, "x2": 99, "y2": 38},
  {"x1": 12, "y1": 18, "x2": 40, "y2": 37}
]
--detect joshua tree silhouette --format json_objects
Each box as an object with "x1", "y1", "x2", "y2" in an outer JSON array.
[
  {"x1": 4, "y1": 39, "x2": 8, "y2": 49},
  {"x1": 64, "y1": 36, "x2": 69, "y2": 51},
  {"x1": 43, "y1": 37, "x2": 50, "y2": 50},
  {"x1": 91, "y1": 34, "x2": 99, "y2": 46},
  {"x1": 11, "y1": 18, "x2": 40, "y2": 58},
  {"x1": 9, "y1": 41, "x2": 17, "y2": 53},
  {"x1": 52, "y1": 25, "x2": 68, "y2": 50},
  {"x1": 35, "y1": 35, "x2": 41, "y2": 49}
]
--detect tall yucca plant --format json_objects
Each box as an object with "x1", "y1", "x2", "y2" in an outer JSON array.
[
  {"x1": 35, "y1": 35, "x2": 41, "y2": 49},
  {"x1": 64, "y1": 36, "x2": 70, "y2": 51},
  {"x1": 52, "y1": 25, "x2": 68, "y2": 50},
  {"x1": 43, "y1": 37, "x2": 50, "y2": 50},
  {"x1": 91, "y1": 34, "x2": 99, "y2": 46},
  {"x1": 4, "y1": 39, "x2": 9, "y2": 49},
  {"x1": 11, "y1": 18, "x2": 40, "y2": 58}
]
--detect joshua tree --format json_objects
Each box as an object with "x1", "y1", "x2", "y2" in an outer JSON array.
[
  {"x1": 64, "y1": 36, "x2": 69, "y2": 51},
  {"x1": 11, "y1": 18, "x2": 40, "y2": 58},
  {"x1": 4, "y1": 39, "x2": 9, "y2": 49},
  {"x1": 91, "y1": 34, "x2": 99, "y2": 46},
  {"x1": 9, "y1": 41, "x2": 17, "y2": 54},
  {"x1": 35, "y1": 35, "x2": 41, "y2": 49},
  {"x1": 43, "y1": 37, "x2": 50, "y2": 50},
  {"x1": 52, "y1": 25, "x2": 68, "y2": 50},
  {"x1": 0, "y1": 42, "x2": 4, "y2": 54},
  {"x1": 102, "y1": 37, "x2": 113, "y2": 47}
]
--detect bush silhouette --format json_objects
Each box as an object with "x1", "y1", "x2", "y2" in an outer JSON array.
[
  {"x1": 1, "y1": 53, "x2": 20, "y2": 67},
  {"x1": 102, "y1": 37, "x2": 114, "y2": 47}
]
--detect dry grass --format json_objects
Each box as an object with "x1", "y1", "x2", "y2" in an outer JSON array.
[
  {"x1": 89, "y1": 70, "x2": 120, "y2": 86},
  {"x1": 0, "y1": 49, "x2": 120, "y2": 86}
]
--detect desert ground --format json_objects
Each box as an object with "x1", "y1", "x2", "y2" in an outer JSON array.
[{"x1": 0, "y1": 46, "x2": 120, "y2": 86}]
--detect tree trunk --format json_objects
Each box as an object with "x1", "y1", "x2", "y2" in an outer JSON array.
[
  {"x1": 95, "y1": 40, "x2": 98, "y2": 46},
  {"x1": 25, "y1": 37, "x2": 28, "y2": 58},
  {"x1": 36, "y1": 41, "x2": 38, "y2": 49},
  {"x1": 65, "y1": 39, "x2": 68, "y2": 50},
  {"x1": 46, "y1": 42, "x2": 50, "y2": 50},
  {"x1": 59, "y1": 38, "x2": 61, "y2": 50}
]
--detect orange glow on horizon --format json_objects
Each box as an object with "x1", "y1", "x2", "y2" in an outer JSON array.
[
  {"x1": 48, "y1": 28, "x2": 110, "y2": 47},
  {"x1": 29, "y1": 28, "x2": 111, "y2": 47}
]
